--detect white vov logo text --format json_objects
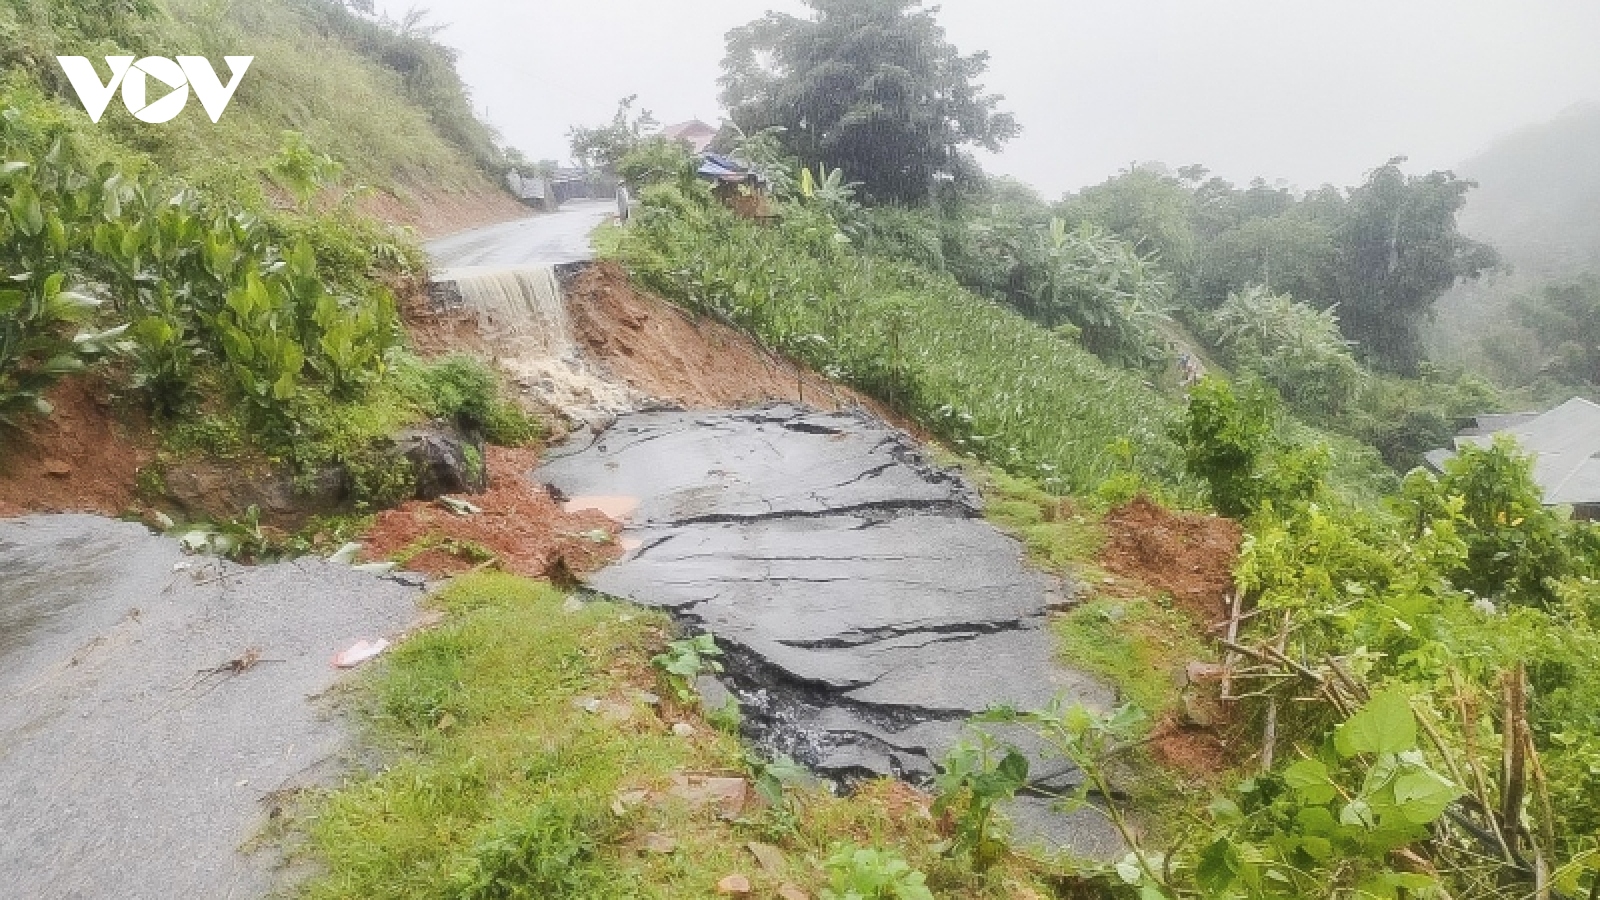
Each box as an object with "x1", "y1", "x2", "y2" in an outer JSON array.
[{"x1": 56, "y1": 56, "x2": 254, "y2": 124}]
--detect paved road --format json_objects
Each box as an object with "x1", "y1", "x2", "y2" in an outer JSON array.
[
  {"x1": 425, "y1": 199, "x2": 616, "y2": 268},
  {"x1": 0, "y1": 516, "x2": 426, "y2": 899},
  {"x1": 538, "y1": 405, "x2": 1123, "y2": 858}
]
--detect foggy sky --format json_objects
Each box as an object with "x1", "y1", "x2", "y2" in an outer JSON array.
[{"x1": 373, "y1": 0, "x2": 1600, "y2": 197}]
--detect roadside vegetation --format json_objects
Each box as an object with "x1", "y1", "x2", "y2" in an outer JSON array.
[
  {"x1": 576, "y1": 2, "x2": 1600, "y2": 896},
  {"x1": 0, "y1": 0, "x2": 539, "y2": 543},
  {"x1": 293, "y1": 573, "x2": 1066, "y2": 900},
  {"x1": 3, "y1": 0, "x2": 1597, "y2": 897}
]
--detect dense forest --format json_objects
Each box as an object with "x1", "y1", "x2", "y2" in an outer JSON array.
[{"x1": 1429, "y1": 104, "x2": 1600, "y2": 400}]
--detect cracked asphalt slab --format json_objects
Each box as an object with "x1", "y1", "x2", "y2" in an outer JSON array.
[
  {"x1": 538, "y1": 404, "x2": 1124, "y2": 857},
  {"x1": 0, "y1": 515, "x2": 425, "y2": 899}
]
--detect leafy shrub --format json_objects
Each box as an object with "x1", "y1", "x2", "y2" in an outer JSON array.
[
  {"x1": 0, "y1": 100, "x2": 403, "y2": 432},
  {"x1": 454, "y1": 801, "x2": 617, "y2": 900},
  {"x1": 650, "y1": 633, "x2": 724, "y2": 705},
  {"x1": 1208, "y1": 285, "x2": 1362, "y2": 416},
  {"x1": 1401, "y1": 435, "x2": 1596, "y2": 607},
  {"x1": 932, "y1": 735, "x2": 1028, "y2": 868},
  {"x1": 819, "y1": 844, "x2": 934, "y2": 900},
  {"x1": 861, "y1": 206, "x2": 945, "y2": 271},
  {"x1": 1172, "y1": 376, "x2": 1327, "y2": 517},
  {"x1": 392, "y1": 354, "x2": 542, "y2": 446}
]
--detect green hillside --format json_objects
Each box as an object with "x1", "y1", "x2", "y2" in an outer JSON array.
[{"x1": 0, "y1": 0, "x2": 507, "y2": 199}]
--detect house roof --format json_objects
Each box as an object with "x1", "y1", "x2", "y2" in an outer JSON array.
[
  {"x1": 661, "y1": 120, "x2": 718, "y2": 153},
  {"x1": 1441, "y1": 397, "x2": 1600, "y2": 505}
]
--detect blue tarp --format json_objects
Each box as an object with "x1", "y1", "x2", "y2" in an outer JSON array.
[{"x1": 697, "y1": 153, "x2": 756, "y2": 181}]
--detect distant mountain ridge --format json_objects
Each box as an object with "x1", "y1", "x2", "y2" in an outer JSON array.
[{"x1": 1428, "y1": 103, "x2": 1600, "y2": 371}]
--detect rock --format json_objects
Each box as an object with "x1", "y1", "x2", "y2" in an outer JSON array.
[
  {"x1": 669, "y1": 774, "x2": 750, "y2": 819},
  {"x1": 640, "y1": 832, "x2": 678, "y2": 854},
  {"x1": 672, "y1": 722, "x2": 695, "y2": 738},
  {"x1": 391, "y1": 424, "x2": 487, "y2": 500},
  {"x1": 777, "y1": 885, "x2": 810, "y2": 900},
  {"x1": 746, "y1": 841, "x2": 786, "y2": 875},
  {"x1": 42, "y1": 459, "x2": 72, "y2": 477},
  {"x1": 715, "y1": 874, "x2": 752, "y2": 896},
  {"x1": 162, "y1": 461, "x2": 347, "y2": 528},
  {"x1": 1182, "y1": 660, "x2": 1228, "y2": 687},
  {"x1": 1181, "y1": 690, "x2": 1224, "y2": 728}
]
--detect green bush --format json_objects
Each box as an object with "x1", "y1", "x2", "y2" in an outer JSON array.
[
  {"x1": 1401, "y1": 435, "x2": 1597, "y2": 607},
  {"x1": 392, "y1": 354, "x2": 542, "y2": 447},
  {"x1": 1208, "y1": 285, "x2": 1362, "y2": 417},
  {"x1": 1171, "y1": 376, "x2": 1327, "y2": 517}
]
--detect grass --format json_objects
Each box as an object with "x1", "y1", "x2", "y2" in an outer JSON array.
[
  {"x1": 0, "y1": 0, "x2": 500, "y2": 193},
  {"x1": 1052, "y1": 597, "x2": 1210, "y2": 722},
  {"x1": 289, "y1": 573, "x2": 1073, "y2": 899},
  {"x1": 612, "y1": 196, "x2": 1202, "y2": 500},
  {"x1": 968, "y1": 462, "x2": 1216, "y2": 729}
]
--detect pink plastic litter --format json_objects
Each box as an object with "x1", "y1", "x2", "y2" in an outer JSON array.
[{"x1": 332, "y1": 638, "x2": 390, "y2": 669}]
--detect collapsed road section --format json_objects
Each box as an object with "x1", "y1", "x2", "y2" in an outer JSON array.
[{"x1": 537, "y1": 404, "x2": 1123, "y2": 856}]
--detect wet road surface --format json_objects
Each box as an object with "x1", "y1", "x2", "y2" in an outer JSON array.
[
  {"x1": 425, "y1": 199, "x2": 615, "y2": 268},
  {"x1": 538, "y1": 404, "x2": 1124, "y2": 857},
  {"x1": 0, "y1": 516, "x2": 425, "y2": 899}
]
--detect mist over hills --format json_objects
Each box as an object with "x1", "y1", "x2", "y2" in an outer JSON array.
[{"x1": 1429, "y1": 103, "x2": 1600, "y2": 377}]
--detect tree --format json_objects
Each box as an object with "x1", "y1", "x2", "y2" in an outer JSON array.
[
  {"x1": 1331, "y1": 159, "x2": 1498, "y2": 374},
  {"x1": 1208, "y1": 286, "x2": 1361, "y2": 417},
  {"x1": 1057, "y1": 165, "x2": 1198, "y2": 288},
  {"x1": 1515, "y1": 274, "x2": 1600, "y2": 390},
  {"x1": 719, "y1": 0, "x2": 1019, "y2": 205},
  {"x1": 567, "y1": 95, "x2": 658, "y2": 172}
]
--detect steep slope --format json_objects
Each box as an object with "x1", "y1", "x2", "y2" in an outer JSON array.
[{"x1": 0, "y1": 0, "x2": 525, "y2": 234}]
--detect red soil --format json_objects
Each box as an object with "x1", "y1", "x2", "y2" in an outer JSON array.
[
  {"x1": 360, "y1": 446, "x2": 622, "y2": 580},
  {"x1": 0, "y1": 376, "x2": 153, "y2": 518},
  {"x1": 1100, "y1": 495, "x2": 1242, "y2": 628}
]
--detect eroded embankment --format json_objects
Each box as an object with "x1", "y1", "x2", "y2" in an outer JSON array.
[{"x1": 538, "y1": 404, "x2": 1125, "y2": 857}]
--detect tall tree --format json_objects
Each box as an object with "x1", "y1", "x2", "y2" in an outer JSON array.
[
  {"x1": 1332, "y1": 160, "x2": 1498, "y2": 374},
  {"x1": 568, "y1": 95, "x2": 658, "y2": 172},
  {"x1": 719, "y1": 0, "x2": 1019, "y2": 205}
]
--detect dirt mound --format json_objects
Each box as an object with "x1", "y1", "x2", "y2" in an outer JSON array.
[
  {"x1": 568, "y1": 263, "x2": 869, "y2": 412},
  {"x1": 1100, "y1": 496, "x2": 1241, "y2": 626},
  {"x1": 361, "y1": 446, "x2": 620, "y2": 579},
  {"x1": 0, "y1": 376, "x2": 153, "y2": 518}
]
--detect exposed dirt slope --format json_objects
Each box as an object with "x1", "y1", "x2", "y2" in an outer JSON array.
[
  {"x1": 1101, "y1": 495, "x2": 1242, "y2": 626},
  {"x1": 360, "y1": 181, "x2": 531, "y2": 240},
  {"x1": 568, "y1": 263, "x2": 875, "y2": 413},
  {"x1": 0, "y1": 376, "x2": 152, "y2": 518},
  {"x1": 361, "y1": 446, "x2": 621, "y2": 580}
]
